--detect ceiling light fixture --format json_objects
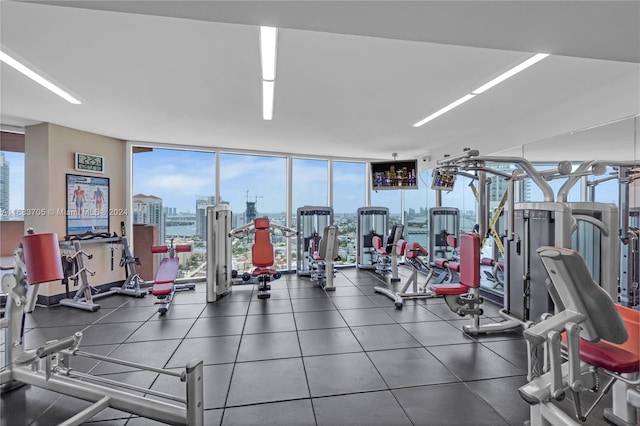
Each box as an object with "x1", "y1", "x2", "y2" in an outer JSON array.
[
  {"x1": 413, "y1": 94, "x2": 476, "y2": 127},
  {"x1": 260, "y1": 26, "x2": 278, "y2": 120},
  {"x1": 413, "y1": 53, "x2": 549, "y2": 128},
  {"x1": 471, "y1": 53, "x2": 550, "y2": 95},
  {"x1": 0, "y1": 50, "x2": 82, "y2": 104},
  {"x1": 262, "y1": 80, "x2": 275, "y2": 120}
]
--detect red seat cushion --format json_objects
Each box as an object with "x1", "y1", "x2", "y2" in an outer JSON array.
[
  {"x1": 480, "y1": 257, "x2": 495, "y2": 266},
  {"x1": 434, "y1": 258, "x2": 448, "y2": 268},
  {"x1": 253, "y1": 267, "x2": 276, "y2": 276},
  {"x1": 578, "y1": 339, "x2": 640, "y2": 373},
  {"x1": 152, "y1": 282, "x2": 174, "y2": 296},
  {"x1": 253, "y1": 229, "x2": 274, "y2": 268},
  {"x1": 429, "y1": 283, "x2": 468, "y2": 295}
]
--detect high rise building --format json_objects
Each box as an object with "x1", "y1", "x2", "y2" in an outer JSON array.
[
  {"x1": 195, "y1": 195, "x2": 215, "y2": 239},
  {"x1": 133, "y1": 193, "x2": 164, "y2": 244},
  {"x1": 0, "y1": 152, "x2": 9, "y2": 216}
]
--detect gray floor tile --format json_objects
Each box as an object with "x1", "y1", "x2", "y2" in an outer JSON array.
[
  {"x1": 294, "y1": 310, "x2": 348, "y2": 330},
  {"x1": 326, "y1": 286, "x2": 364, "y2": 297},
  {"x1": 351, "y1": 323, "x2": 421, "y2": 351},
  {"x1": 313, "y1": 390, "x2": 412, "y2": 425},
  {"x1": 186, "y1": 316, "x2": 245, "y2": 338},
  {"x1": 304, "y1": 352, "x2": 386, "y2": 397},
  {"x1": 95, "y1": 306, "x2": 158, "y2": 323},
  {"x1": 288, "y1": 286, "x2": 331, "y2": 299},
  {"x1": 200, "y1": 301, "x2": 249, "y2": 317},
  {"x1": 481, "y1": 339, "x2": 529, "y2": 370},
  {"x1": 147, "y1": 302, "x2": 205, "y2": 319},
  {"x1": 368, "y1": 347, "x2": 460, "y2": 388},
  {"x1": 298, "y1": 328, "x2": 363, "y2": 356},
  {"x1": 428, "y1": 343, "x2": 525, "y2": 381},
  {"x1": 291, "y1": 297, "x2": 337, "y2": 312},
  {"x1": 125, "y1": 318, "x2": 196, "y2": 342},
  {"x1": 331, "y1": 295, "x2": 378, "y2": 309},
  {"x1": 401, "y1": 320, "x2": 475, "y2": 346},
  {"x1": 226, "y1": 358, "x2": 309, "y2": 406},
  {"x1": 339, "y1": 307, "x2": 395, "y2": 327},
  {"x1": 237, "y1": 331, "x2": 301, "y2": 361},
  {"x1": 382, "y1": 303, "x2": 443, "y2": 323},
  {"x1": 167, "y1": 335, "x2": 241, "y2": 367},
  {"x1": 465, "y1": 375, "x2": 530, "y2": 426},
  {"x1": 243, "y1": 312, "x2": 296, "y2": 334},
  {"x1": 25, "y1": 306, "x2": 115, "y2": 328},
  {"x1": 393, "y1": 383, "x2": 509, "y2": 425},
  {"x1": 425, "y1": 302, "x2": 470, "y2": 320},
  {"x1": 222, "y1": 399, "x2": 316, "y2": 425},
  {"x1": 247, "y1": 299, "x2": 293, "y2": 315}
]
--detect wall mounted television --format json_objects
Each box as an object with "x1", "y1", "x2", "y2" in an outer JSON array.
[
  {"x1": 431, "y1": 169, "x2": 457, "y2": 191},
  {"x1": 370, "y1": 159, "x2": 418, "y2": 190}
]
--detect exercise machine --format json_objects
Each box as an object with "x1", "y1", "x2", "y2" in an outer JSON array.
[
  {"x1": 296, "y1": 206, "x2": 333, "y2": 276},
  {"x1": 59, "y1": 235, "x2": 146, "y2": 312},
  {"x1": 429, "y1": 233, "x2": 522, "y2": 335},
  {"x1": 150, "y1": 239, "x2": 196, "y2": 314},
  {"x1": 0, "y1": 232, "x2": 203, "y2": 425},
  {"x1": 206, "y1": 204, "x2": 233, "y2": 302},
  {"x1": 356, "y1": 207, "x2": 388, "y2": 269},
  {"x1": 372, "y1": 224, "x2": 405, "y2": 281},
  {"x1": 308, "y1": 225, "x2": 340, "y2": 291},
  {"x1": 374, "y1": 241, "x2": 436, "y2": 308},
  {"x1": 230, "y1": 217, "x2": 297, "y2": 299},
  {"x1": 519, "y1": 246, "x2": 639, "y2": 426}
]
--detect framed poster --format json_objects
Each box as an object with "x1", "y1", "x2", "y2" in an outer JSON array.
[{"x1": 66, "y1": 174, "x2": 110, "y2": 236}]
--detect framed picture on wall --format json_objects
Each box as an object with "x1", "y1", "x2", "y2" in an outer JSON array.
[{"x1": 66, "y1": 174, "x2": 110, "y2": 236}]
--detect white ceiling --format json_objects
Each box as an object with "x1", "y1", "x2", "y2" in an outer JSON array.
[{"x1": 1, "y1": 0, "x2": 639, "y2": 168}]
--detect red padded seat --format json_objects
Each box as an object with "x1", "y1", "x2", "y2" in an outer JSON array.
[
  {"x1": 405, "y1": 242, "x2": 427, "y2": 260},
  {"x1": 396, "y1": 240, "x2": 407, "y2": 256},
  {"x1": 372, "y1": 236, "x2": 387, "y2": 255},
  {"x1": 152, "y1": 257, "x2": 180, "y2": 296},
  {"x1": 430, "y1": 283, "x2": 467, "y2": 295},
  {"x1": 446, "y1": 235, "x2": 458, "y2": 249},
  {"x1": 578, "y1": 340, "x2": 640, "y2": 374}
]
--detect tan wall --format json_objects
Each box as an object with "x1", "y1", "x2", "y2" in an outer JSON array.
[
  {"x1": 0, "y1": 221, "x2": 24, "y2": 256},
  {"x1": 25, "y1": 123, "x2": 128, "y2": 297}
]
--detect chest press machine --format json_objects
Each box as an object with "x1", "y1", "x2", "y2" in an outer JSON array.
[
  {"x1": 0, "y1": 233, "x2": 203, "y2": 425},
  {"x1": 150, "y1": 239, "x2": 196, "y2": 314},
  {"x1": 519, "y1": 246, "x2": 639, "y2": 426}
]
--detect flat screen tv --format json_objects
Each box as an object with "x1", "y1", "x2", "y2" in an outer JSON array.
[
  {"x1": 371, "y1": 160, "x2": 418, "y2": 190},
  {"x1": 431, "y1": 169, "x2": 457, "y2": 191}
]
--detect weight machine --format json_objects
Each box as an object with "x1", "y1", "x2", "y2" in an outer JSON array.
[
  {"x1": 206, "y1": 204, "x2": 233, "y2": 302},
  {"x1": 59, "y1": 235, "x2": 145, "y2": 312},
  {"x1": 308, "y1": 225, "x2": 340, "y2": 291},
  {"x1": 0, "y1": 232, "x2": 203, "y2": 425},
  {"x1": 296, "y1": 206, "x2": 333, "y2": 276},
  {"x1": 356, "y1": 207, "x2": 388, "y2": 269}
]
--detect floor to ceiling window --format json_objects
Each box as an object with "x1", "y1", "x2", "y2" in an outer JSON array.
[
  {"x1": 219, "y1": 153, "x2": 287, "y2": 271},
  {"x1": 132, "y1": 147, "x2": 215, "y2": 278},
  {"x1": 332, "y1": 161, "x2": 366, "y2": 265}
]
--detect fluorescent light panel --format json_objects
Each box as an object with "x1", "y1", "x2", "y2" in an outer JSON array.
[
  {"x1": 472, "y1": 53, "x2": 549, "y2": 95},
  {"x1": 262, "y1": 80, "x2": 275, "y2": 120},
  {"x1": 413, "y1": 94, "x2": 475, "y2": 127},
  {"x1": 0, "y1": 50, "x2": 81, "y2": 104},
  {"x1": 260, "y1": 26, "x2": 278, "y2": 81},
  {"x1": 413, "y1": 53, "x2": 549, "y2": 127}
]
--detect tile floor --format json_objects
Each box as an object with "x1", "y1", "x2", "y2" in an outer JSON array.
[{"x1": 0, "y1": 267, "x2": 615, "y2": 425}]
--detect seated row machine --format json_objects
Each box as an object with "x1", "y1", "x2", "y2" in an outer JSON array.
[
  {"x1": 374, "y1": 241, "x2": 436, "y2": 308},
  {"x1": 150, "y1": 239, "x2": 196, "y2": 314},
  {"x1": 429, "y1": 233, "x2": 522, "y2": 335},
  {"x1": 519, "y1": 246, "x2": 639, "y2": 426},
  {"x1": 0, "y1": 232, "x2": 203, "y2": 425}
]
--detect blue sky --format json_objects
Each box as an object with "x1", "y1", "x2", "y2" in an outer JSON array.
[{"x1": 131, "y1": 148, "x2": 481, "y2": 215}]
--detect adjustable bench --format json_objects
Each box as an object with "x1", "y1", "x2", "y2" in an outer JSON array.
[
  {"x1": 429, "y1": 233, "x2": 520, "y2": 335},
  {"x1": 151, "y1": 240, "x2": 195, "y2": 314}
]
